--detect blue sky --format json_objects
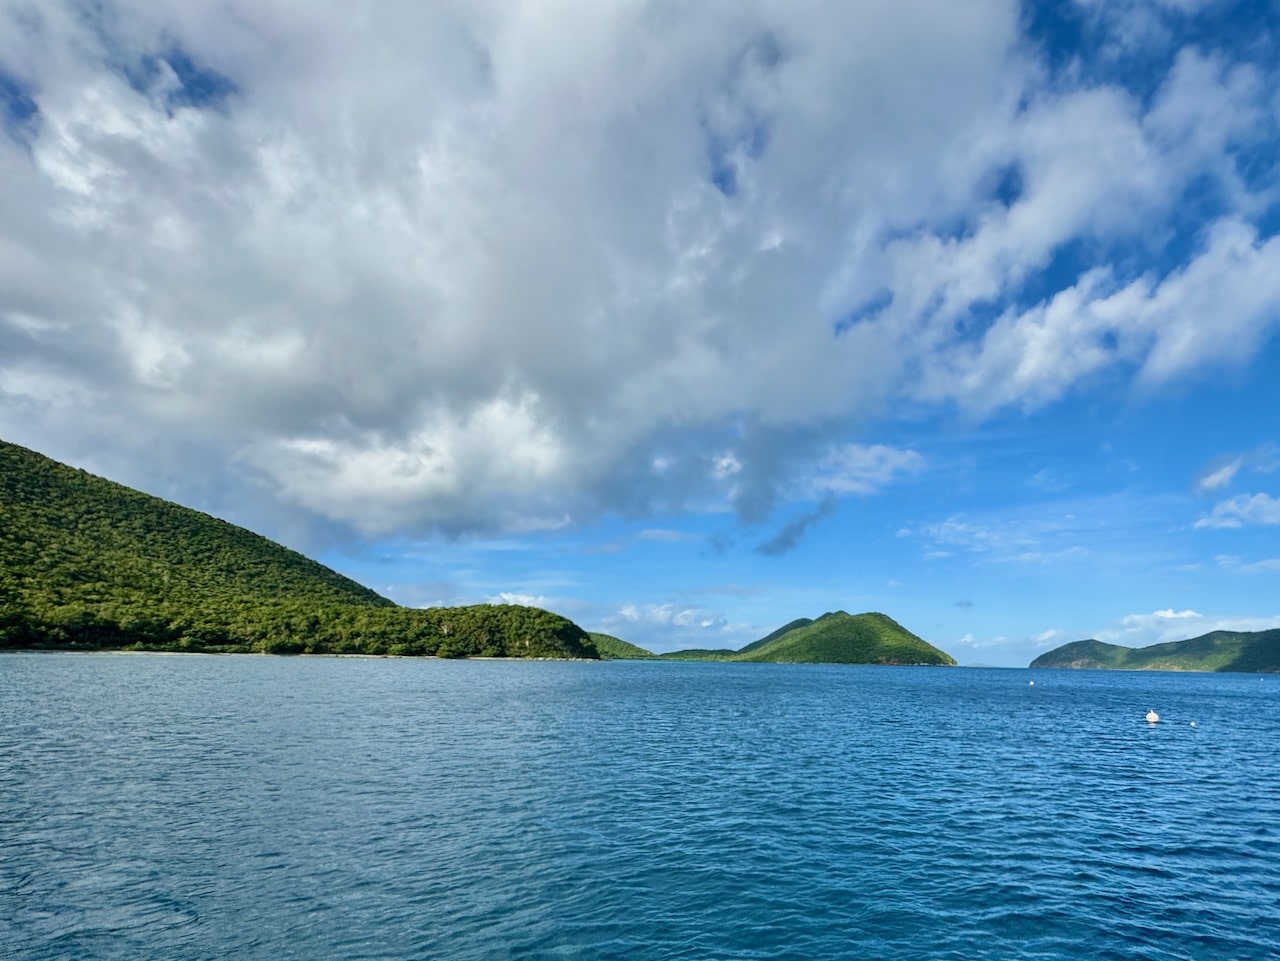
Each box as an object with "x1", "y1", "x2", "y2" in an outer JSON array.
[{"x1": 2, "y1": 1, "x2": 1278, "y2": 664}]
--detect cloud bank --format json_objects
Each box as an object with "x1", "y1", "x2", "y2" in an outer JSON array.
[{"x1": 2, "y1": 0, "x2": 1278, "y2": 540}]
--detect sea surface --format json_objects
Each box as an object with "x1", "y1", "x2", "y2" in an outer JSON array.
[{"x1": 2, "y1": 654, "x2": 1278, "y2": 960}]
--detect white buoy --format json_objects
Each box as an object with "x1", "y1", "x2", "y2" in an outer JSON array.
[
  {"x1": 1146, "y1": 709, "x2": 1159, "y2": 723},
  {"x1": 1189, "y1": 721, "x2": 1196, "y2": 727},
  {"x1": 1029, "y1": 680, "x2": 1035, "y2": 686}
]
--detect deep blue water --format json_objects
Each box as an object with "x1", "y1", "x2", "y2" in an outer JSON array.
[{"x1": 2, "y1": 654, "x2": 1278, "y2": 960}]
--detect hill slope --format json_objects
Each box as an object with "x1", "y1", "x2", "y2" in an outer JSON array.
[
  {"x1": 588, "y1": 632, "x2": 656, "y2": 659},
  {"x1": 735, "y1": 611, "x2": 956, "y2": 665},
  {"x1": 0, "y1": 439, "x2": 596, "y2": 658},
  {"x1": 654, "y1": 612, "x2": 955, "y2": 665},
  {"x1": 657, "y1": 648, "x2": 737, "y2": 661},
  {"x1": 736, "y1": 617, "x2": 815, "y2": 654},
  {"x1": 1031, "y1": 630, "x2": 1280, "y2": 672}
]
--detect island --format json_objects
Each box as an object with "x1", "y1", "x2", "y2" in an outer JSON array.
[
  {"x1": 1031, "y1": 632, "x2": 1280, "y2": 673},
  {"x1": 600, "y1": 612, "x2": 957, "y2": 666}
]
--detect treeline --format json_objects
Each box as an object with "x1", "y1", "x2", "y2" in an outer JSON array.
[
  {"x1": 0, "y1": 594, "x2": 597, "y2": 658},
  {"x1": 1, "y1": 439, "x2": 597, "y2": 659}
]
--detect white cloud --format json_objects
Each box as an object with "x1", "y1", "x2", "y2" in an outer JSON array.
[
  {"x1": 1071, "y1": 0, "x2": 1232, "y2": 56},
  {"x1": 484, "y1": 592, "x2": 550, "y2": 608},
  {"x1": 1097, "y1": 608, "x2": 1280, "y2": 647},
  {"x1": 1194, "y1": 444, "x2": 1277, "y2": 493},
  {"x1": 638, "y1": 528, "x2": 698, "y2": 543},
  {"x1": 1239, "y1": 560, "x2": 1280, "y2": 574},
  {"x1": 1195, "y1": 492, "x2": 1280, "y2": 529},
  {"x1": 914, "y1": 514, "x2": 1040, "y2": 557},
  {"x1": 915, "y1": 219, "x2": 1280, "y2": 413},
  {"x1": 240, "y1": 393, "x2": 575, "y2": 535},
  {"x1": 601, "y1": 600, "x2": 741, "y2": 652},
  {"x1": 1217, "y1": 555, "x2": 1280, "y2": 574},
  {"x1": 1014, "y1": 546, "x2": 1086, "y2": 565},
  {"x1": 807, "y1": 443, "x2": 925, "y2": 496},
  {"x1": 1136, "y1": 222, "x2": 1280, "y2": 385},
  {"x1": 1033, "y1": 628, "x2": 1066, "y2": 647},
  {"x1": 1134, "y1": 608, "x2": 1201, "y2": 622},
  {"x1": 616, "y1": 603, "x2": 703, "y2": 628},
  {"x1": 1195, "y1": 460, "x2": 1242, "y2": 493},
  {"x1": 953, "y1": 627, "x2": 1078, "y2": 657},
  {"x1": 1144, "y1": 49, "x2": 1266, "y2": 187},
  {"x1": 1029, "y1": 468, "x2": 1069, "y2": 493},
  {"x1": 1, "y1": 0, "x2": 1277, "y2": 539}
]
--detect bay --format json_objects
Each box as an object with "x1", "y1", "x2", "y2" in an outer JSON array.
[{"x1": 2, "y1": 653, "x2": 1278, "y2": 960}]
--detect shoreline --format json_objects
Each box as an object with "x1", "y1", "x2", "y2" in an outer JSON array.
[{"x1": 0, "y1": 648, "x2": 599, "y2": 662}]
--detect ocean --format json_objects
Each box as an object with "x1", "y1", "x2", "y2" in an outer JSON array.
[{"x1": 2, "y1": 653, "x2": 1277, "y2": 960}]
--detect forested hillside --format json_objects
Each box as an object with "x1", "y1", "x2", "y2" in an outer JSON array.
[
  {"x1": 734, "y1": 612, "x2": 955, "y2": 665},
  {"x1": 0, "y1": 440, "x2": 596, "y2": 658},
  {"x1": 588, "y1": 633, "x2": 657, "y2": 659},
  {"x1": 1030, "y1": 631, "x2": 1280, "y2": 672},
  {"x1": 654, "y1": 611, "x2": 955, "y2": 665}
]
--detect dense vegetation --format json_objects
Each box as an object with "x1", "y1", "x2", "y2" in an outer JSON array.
[
  {"x1": 588, "y1": 632, "x2": 657, "y2": 659},
  {"x1": 734, "y1": 617, "x2": 815, "y2": 655},
  {"x1": 657, "y1": 647, "x2": 736, "y2": 661},
  {"x1": 736, "y1": 612, "x2": 955, "y2": 664},
  {"x1": 0, "y1": 440, "x2": 597, "y2": 658},
  {"x1": 654, "y1": 611, "x2": 956, "y2": 665},
  {"x1": 1030, "y1": 631, "x2": 1280, "y2": 673}
]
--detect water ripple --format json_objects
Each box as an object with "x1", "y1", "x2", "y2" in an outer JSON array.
[{"x1": 3, "y1": 655, "x2": 1279, "y2": 959}]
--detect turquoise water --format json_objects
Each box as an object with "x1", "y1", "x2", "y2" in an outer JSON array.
[{"x1": 2, "y1": 654, "x2": 1278, "y2": 960}]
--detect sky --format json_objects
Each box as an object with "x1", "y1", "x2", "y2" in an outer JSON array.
[{"x1": 2, "y1": 0, "x2": 1279, "y2": 665}]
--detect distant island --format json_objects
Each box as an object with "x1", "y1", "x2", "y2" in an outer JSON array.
[
  {"x1": 1031, "y1": 632, "x2": 1280, "y2": 673},
  {"x1": 589, "y1": 633, "x2": 659, "y2": 659},
  {"x1": 596, "y1": 612, "x2": 957, "y2": 666}
]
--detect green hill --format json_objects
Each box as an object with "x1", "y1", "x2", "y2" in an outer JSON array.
[
  {"x1": 1027, "y1": 639, "x2": 1130, "y2": 669},
  {"x1": 657, "y1": 648, "x2": 737, "y2": 661},
  {"x1": 588, "y1": 632, "x2": 656, "y2": 659},
  {"x1": 0, "y1": 439, "x2": 596, "y2": 658},
  {"x1": 736, "y1": 611, "x2": 955, "y2": 665},
  {"x1": 1030, "y1": 630, "x2": 1280, "y2": 672},
  {"x1": 659, "y1": 611, "x2": 955, "y2": 665},
  {"x1": 736, "y1": 617, "x2": 815, "y2": 654}
]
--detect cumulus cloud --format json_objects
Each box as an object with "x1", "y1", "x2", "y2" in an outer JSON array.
[
  {"x1": 1195, "y1": 493, "x2": 1280, "y2": 529},
  {"x1": 599, "y1": 600, "x2": 740, "y2": 652},
  {"x1": 913, "y1": 219, "x2": 1280, "y2": 413},
  {"x1": 1, "y1": 0, "x2": 1277, "y2": 542},
  {"x1": 484, "y1": 592, "x2": 550, "y2": 608}
]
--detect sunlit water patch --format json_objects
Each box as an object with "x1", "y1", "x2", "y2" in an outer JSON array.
[{"x1": 2, "y1": 654, "x2": 1278, "y2": 960}]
